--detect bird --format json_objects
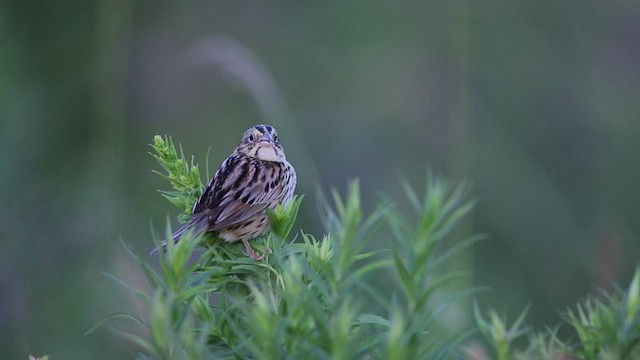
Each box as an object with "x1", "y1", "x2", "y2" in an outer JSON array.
[{"x1": 152, "y1": 124, "x2": 297, "y2": 260}]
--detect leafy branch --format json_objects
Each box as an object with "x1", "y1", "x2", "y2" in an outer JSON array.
[{"x1": 97, "y1": 135, "x2": 478, "y2": 359}]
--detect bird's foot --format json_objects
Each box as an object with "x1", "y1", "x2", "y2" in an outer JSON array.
[{"x1": 242, "y1": 239, "x2": 271, "y2": 260}]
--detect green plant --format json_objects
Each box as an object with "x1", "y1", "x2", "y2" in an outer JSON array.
[
  {"x1": 150, "y1": 135, "x2": 204, "y2": 222},
  {"x1": 564, "y1": 268, "x2": 640, "y2": 359},
  {"x1": 96, "y1": 135, "x2": 477, "y2": 359},
  {"x1": 475, "y1": 268, "x2": 640, "y2": 360},
  {"x1": 96, "y1": 135, "x2": 640, "y2": 360},
  {"x1": 474, "y1": 305, "x2": 530, "y2": 360}
]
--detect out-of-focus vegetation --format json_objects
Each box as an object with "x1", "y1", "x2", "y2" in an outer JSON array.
[
  {"x1": 475, "y1": 268, "x2": 640, "y2": 359},
  {"x1": 96, "y1": 135, "x2": 639, "y2": 359},
  {"x1": 1, "y1": 1, "x2": 639, "y2": 359}
]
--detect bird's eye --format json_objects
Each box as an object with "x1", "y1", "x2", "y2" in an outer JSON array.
[{"x1": 248, "y1": 134, "x2": 255, "y2": 142}]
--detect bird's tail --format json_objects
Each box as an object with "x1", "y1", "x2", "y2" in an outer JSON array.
[{"x1": 149, "y1": 214, "x2": 209, "y2": 256}]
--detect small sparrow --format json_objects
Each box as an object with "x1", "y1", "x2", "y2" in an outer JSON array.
[{"x1": 152, "y1": 124, "x2": 296, "y2": 260}]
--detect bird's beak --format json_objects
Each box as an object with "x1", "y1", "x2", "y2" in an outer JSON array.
[{"x1": 259, "y1": 132, "x2": 273, "y2": 146}]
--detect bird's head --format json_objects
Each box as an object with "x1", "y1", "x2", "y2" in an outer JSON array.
[{"x1": 236, "y1": 124, "x2": 287, "y2": 162}]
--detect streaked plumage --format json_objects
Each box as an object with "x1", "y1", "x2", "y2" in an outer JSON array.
[{"x1": 157, "y1": 124, "x2": 296, "y2": 260}]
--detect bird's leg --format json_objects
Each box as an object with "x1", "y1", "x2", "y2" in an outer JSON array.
[{"x1": 241, "y1": 239, "x2": 271, "y2": 260}]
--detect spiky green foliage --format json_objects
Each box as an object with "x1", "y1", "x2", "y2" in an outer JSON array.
[
  {"x1": 150, "y1": 135, "x2": 204, "y2": 222},
  {"x1": 98, "y1": 136, "x2": 479, "y2": 359},
  {"x1": 383, "y1": 177, "x2": 480, "y2": 359},
  {"x1": 474, "y1": 305, "x2": 532, "y2": 360},
  {"x1": 564, "y1": 268, "x2": 640, "y2": 359},
  {"x1": 95, "y1": 135, "x2": 640, "y2": 360},
  {"x1": 475, "y1": 268, "x2": 640, "y2": 360}
]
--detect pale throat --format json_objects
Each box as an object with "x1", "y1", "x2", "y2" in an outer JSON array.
[{"x1": 254, "y1": 145, "x2": 281, "y2": 162}]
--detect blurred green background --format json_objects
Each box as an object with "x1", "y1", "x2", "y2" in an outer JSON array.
[{"x1": 2, "y1": 1, "x2": 640, "y2": 358}]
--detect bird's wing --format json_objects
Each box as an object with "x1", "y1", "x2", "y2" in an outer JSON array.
[
  {"x1": 206, "y1": 199, "x2": 268, "y2": 230},
  {"x1": 192, "y1": 155, "x2": 286, "y2": 230}
]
